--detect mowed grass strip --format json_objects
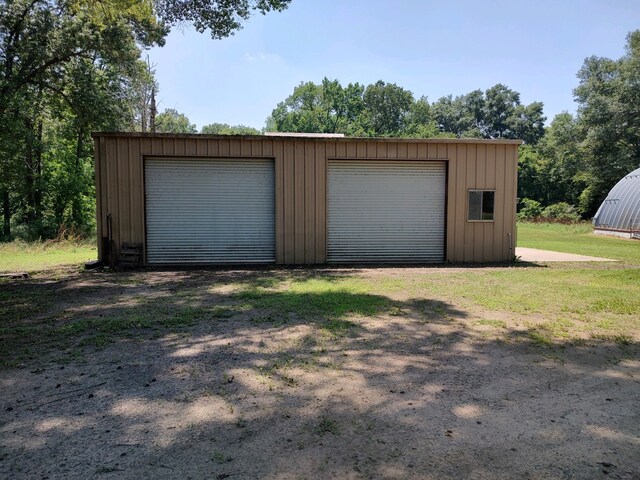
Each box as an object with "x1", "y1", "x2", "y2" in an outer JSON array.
[
  {"x1": 517, "y1": 222, "x2": 640, "y2": 264},
  {"x1": 405, "y1": 267, "x2": 638, "y2": 341},
  {"x1": 0, "y1": 240, "x2": 97, "y2": 273},
  {"x1": 237, "y1": 277, "x2": 390, "y2": 317}
]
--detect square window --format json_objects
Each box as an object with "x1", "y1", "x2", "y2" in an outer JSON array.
[{"x1": 468, "y1": 190, "x2": 495, "y2": 221}]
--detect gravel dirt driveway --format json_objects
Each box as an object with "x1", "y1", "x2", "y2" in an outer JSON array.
[{"x1": 0, "y1": 268, "x2": 638, "y2": 479}]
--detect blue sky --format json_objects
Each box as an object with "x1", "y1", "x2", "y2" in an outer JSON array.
[{"x1": 148, "y1": 0, "x2": 640, "y2": 131}]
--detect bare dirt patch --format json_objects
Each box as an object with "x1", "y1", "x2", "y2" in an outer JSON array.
[{"x1": 0, "y1": 267, "x2": 638, "y2": 479}]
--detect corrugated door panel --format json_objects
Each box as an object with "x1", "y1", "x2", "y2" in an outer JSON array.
[
  {"x1": 327, "y1": 160, "x2": 446, "y2": 263},
  {"x1": 145, "y1": 158, "x2": 275, "y2": 264}
]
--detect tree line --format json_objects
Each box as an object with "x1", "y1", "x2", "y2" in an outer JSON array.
[
  {"x1": 266, "y1": 79, "x2": 546, "y2": 144},
  {"x1": 1, "y1": 0, "x2": 637, "y2": 240}
]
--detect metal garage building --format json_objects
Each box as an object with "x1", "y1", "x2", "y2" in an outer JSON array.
[
  {"x1": 593, "y1": 166, "x2": 640, "y2": 239},
  {"x1": 92, "y1": 133, "x2": 521, "y2": 266}
]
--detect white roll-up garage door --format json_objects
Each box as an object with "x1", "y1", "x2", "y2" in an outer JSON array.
[
  {"x1": 327, "y1": 160, "x2": 446, "y2": 263},
  {"x1": 145, "y1": 158, "x2": 275, "y2": 264}
]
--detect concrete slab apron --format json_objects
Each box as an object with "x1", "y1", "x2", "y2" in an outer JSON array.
[{"x1": 515, "y1": 247, "x2": 617, "y2": 262}]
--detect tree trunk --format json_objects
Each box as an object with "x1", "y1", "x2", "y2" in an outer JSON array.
[
  {"x1": 24, "y1": 117, "x2": 36, "y2": 224},
  {"x1": 76, "y1": 126, "x2": 84, "y2": 168},
  {"x1": 71, "y1": 127, "x2": 85, "y2": 229},
  {"x1": 150, "y1": 86, "x2": 156, "y2": 133},
  {"x1": 34, "y1": 118, "x2": 43, "y2": 215},
  {"x1": 2, "y1": 188, "x2": 10, "y2": 239}
]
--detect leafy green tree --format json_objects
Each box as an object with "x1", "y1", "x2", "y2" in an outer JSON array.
[
  {"x1": 362, "y1": 81, "x2": 414, "y2": 136},
  {"x1": 482, "y1": 84, "x2": 520, "y2": 139},
  {"x1": 318, "y1": 78, "x2": 367, "y2": 135},
  {"x1": 536, "y1": 112, "x2": 586, "y2": 207},
  {"x1": 155, "y1": 108, "x2": 197, "y2": 133},
  {"x1": 508, "y1": 101, "x2": 546, "y2": 145},
  {"x1": 403, "y1": 96, "x2": 443, "y2": 138},
  {"x1": 574, "y1": 30, "x2": 640, "y2": 215},
  {"x1": 266, "y1": 78, "x2": 366, "y2": 134},
  {"x1": 267, "y1": 81, "x2": 325, "y2": 133},
  {"x1": 267, "y1": 79, "x2": 485, "y2": 138},
  {"x1": 431, "y1": 90, "x2": 484, "y2": 138},
  {"x1": 0, "y1": 0, "x2": 162, "y2": 238},
  {"x1": 517, "y1": 145, "x2": 547, "y2": 206},
  {"x1": 431, "y1": 85, "x2": 545, "y2": 143},
  {"x1": 154, "y1": 0, "x2": 291, "y2": 39},
  {"x1": 201, "y1": 123, "x2": 260, "y2": 134}
]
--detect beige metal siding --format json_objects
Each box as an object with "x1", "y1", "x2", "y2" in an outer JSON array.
[{"x1": 93, "y1": 134, "x2": 519, "y2": 265}]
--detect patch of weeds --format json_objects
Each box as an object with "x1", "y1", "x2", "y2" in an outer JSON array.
[
  {"x1": 537, "y1": 318, "x2": 574, "y2": 338},
  {"x1": 568, "y1": 338, "x2": 587, "y2": 347},
  {"x1": 175, "y1": 290, "x2": 197, "y2": 298},
  {"x1": 101, "y1": 315, "x2": 152, "y2": 332},
  {"x1": 162, "y1": 307, "x2": 207, "y2": 327},
  {"x1": 58, "y1": 315, "x2": 152, "y2": 338},
  {"x1": 474, "y1": 319, "x2": 507, "y2": 328},
  {"x1": 175, "y1": 393, "x2": 195, "y2": 403},
  {"x1": 235, "y1": 418, "x2": 248, "y2": 428},
  {"x1": 0, "y1": 324, "x2": 40, "y2": 336},
  {"x1": 590, "y1": 333, "x2": 632, "y2": 345},
  {"x1": 211, "y1": 450, "x2": 232, "y2": 464},
  {"x1": 594, "y1": 318, "x2": 617, "y2": 330},
  {"x1": 79, "y1": 333, "x2": 111, "y2": 348},
  {"x1": 318, "y1": 360, "x2": 342, "y2": 371},
  {"x1": 528, "y1": 330, "x2": 553, "y2": 347},
  {"x1": 412, "y1": 299, "x2": 450, "y2": 321},
  {"x1": 211, "y1": 306, "x2": 236, "y2": 318},
  {"x1": 58, "y1": 319, "x2": 93, "y2": 336},
  {"x1": 302, "y1": 335, "x2": 318, "y2": 348},
  {"x1": 541, "y1": 352, "x2": 566, "y2": 364},
  {"x1": 388, "y1": 305, "x2": 408, "y2": 316},
  {"x1": 322, "y1": 318, "x2": 358, "y2": 335},
  {"x1": 0, "y1": 357, "x2": 21, "y2": 369},
  {"x1": 258, "y1": 356, "x2": 293, "y2": 378},
  {"x1": 252, "y1": 313, "x2": 286, "y2": 326},
  {"x1": 315, "y1": 416, "x2": 339, "y2": 436},
  {"x1": 247, "y1": 276, "x2": 282, "y2": 288}
]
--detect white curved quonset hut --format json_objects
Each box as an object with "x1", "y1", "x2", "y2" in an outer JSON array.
[{"x1": 593, "y1": 167, "x2": 640, "y2": 239}]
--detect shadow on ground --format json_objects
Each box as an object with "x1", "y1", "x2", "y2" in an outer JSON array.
[{"x1": 0, "y1": 268, "x2": 638, "y2": 479}]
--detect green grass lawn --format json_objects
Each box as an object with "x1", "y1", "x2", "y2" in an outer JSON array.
[
  {"x1": 0, "y1": 240, "x2": 97, "y2": 273},
  {"x1": 1, "y1": 223, "x2": 638, "y2": 368},
  {"x1": 517, "y1": 222, "x2": 640, "y2": 263}
]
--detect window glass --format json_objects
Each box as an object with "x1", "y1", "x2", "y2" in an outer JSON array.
[
  {"x1": 482, "y1": 191, "x2": 495, "y2": 220},
  {"x1": 468, "y1": 190, "x2": 495, "y2": 221},
  {"x1": 468, "y1": 191, "x2": 482, "y2": 221}
]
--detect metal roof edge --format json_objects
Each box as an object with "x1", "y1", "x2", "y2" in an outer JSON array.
[{"x1": 91, "y1": 132, "x2": 524, "y2": 145}]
